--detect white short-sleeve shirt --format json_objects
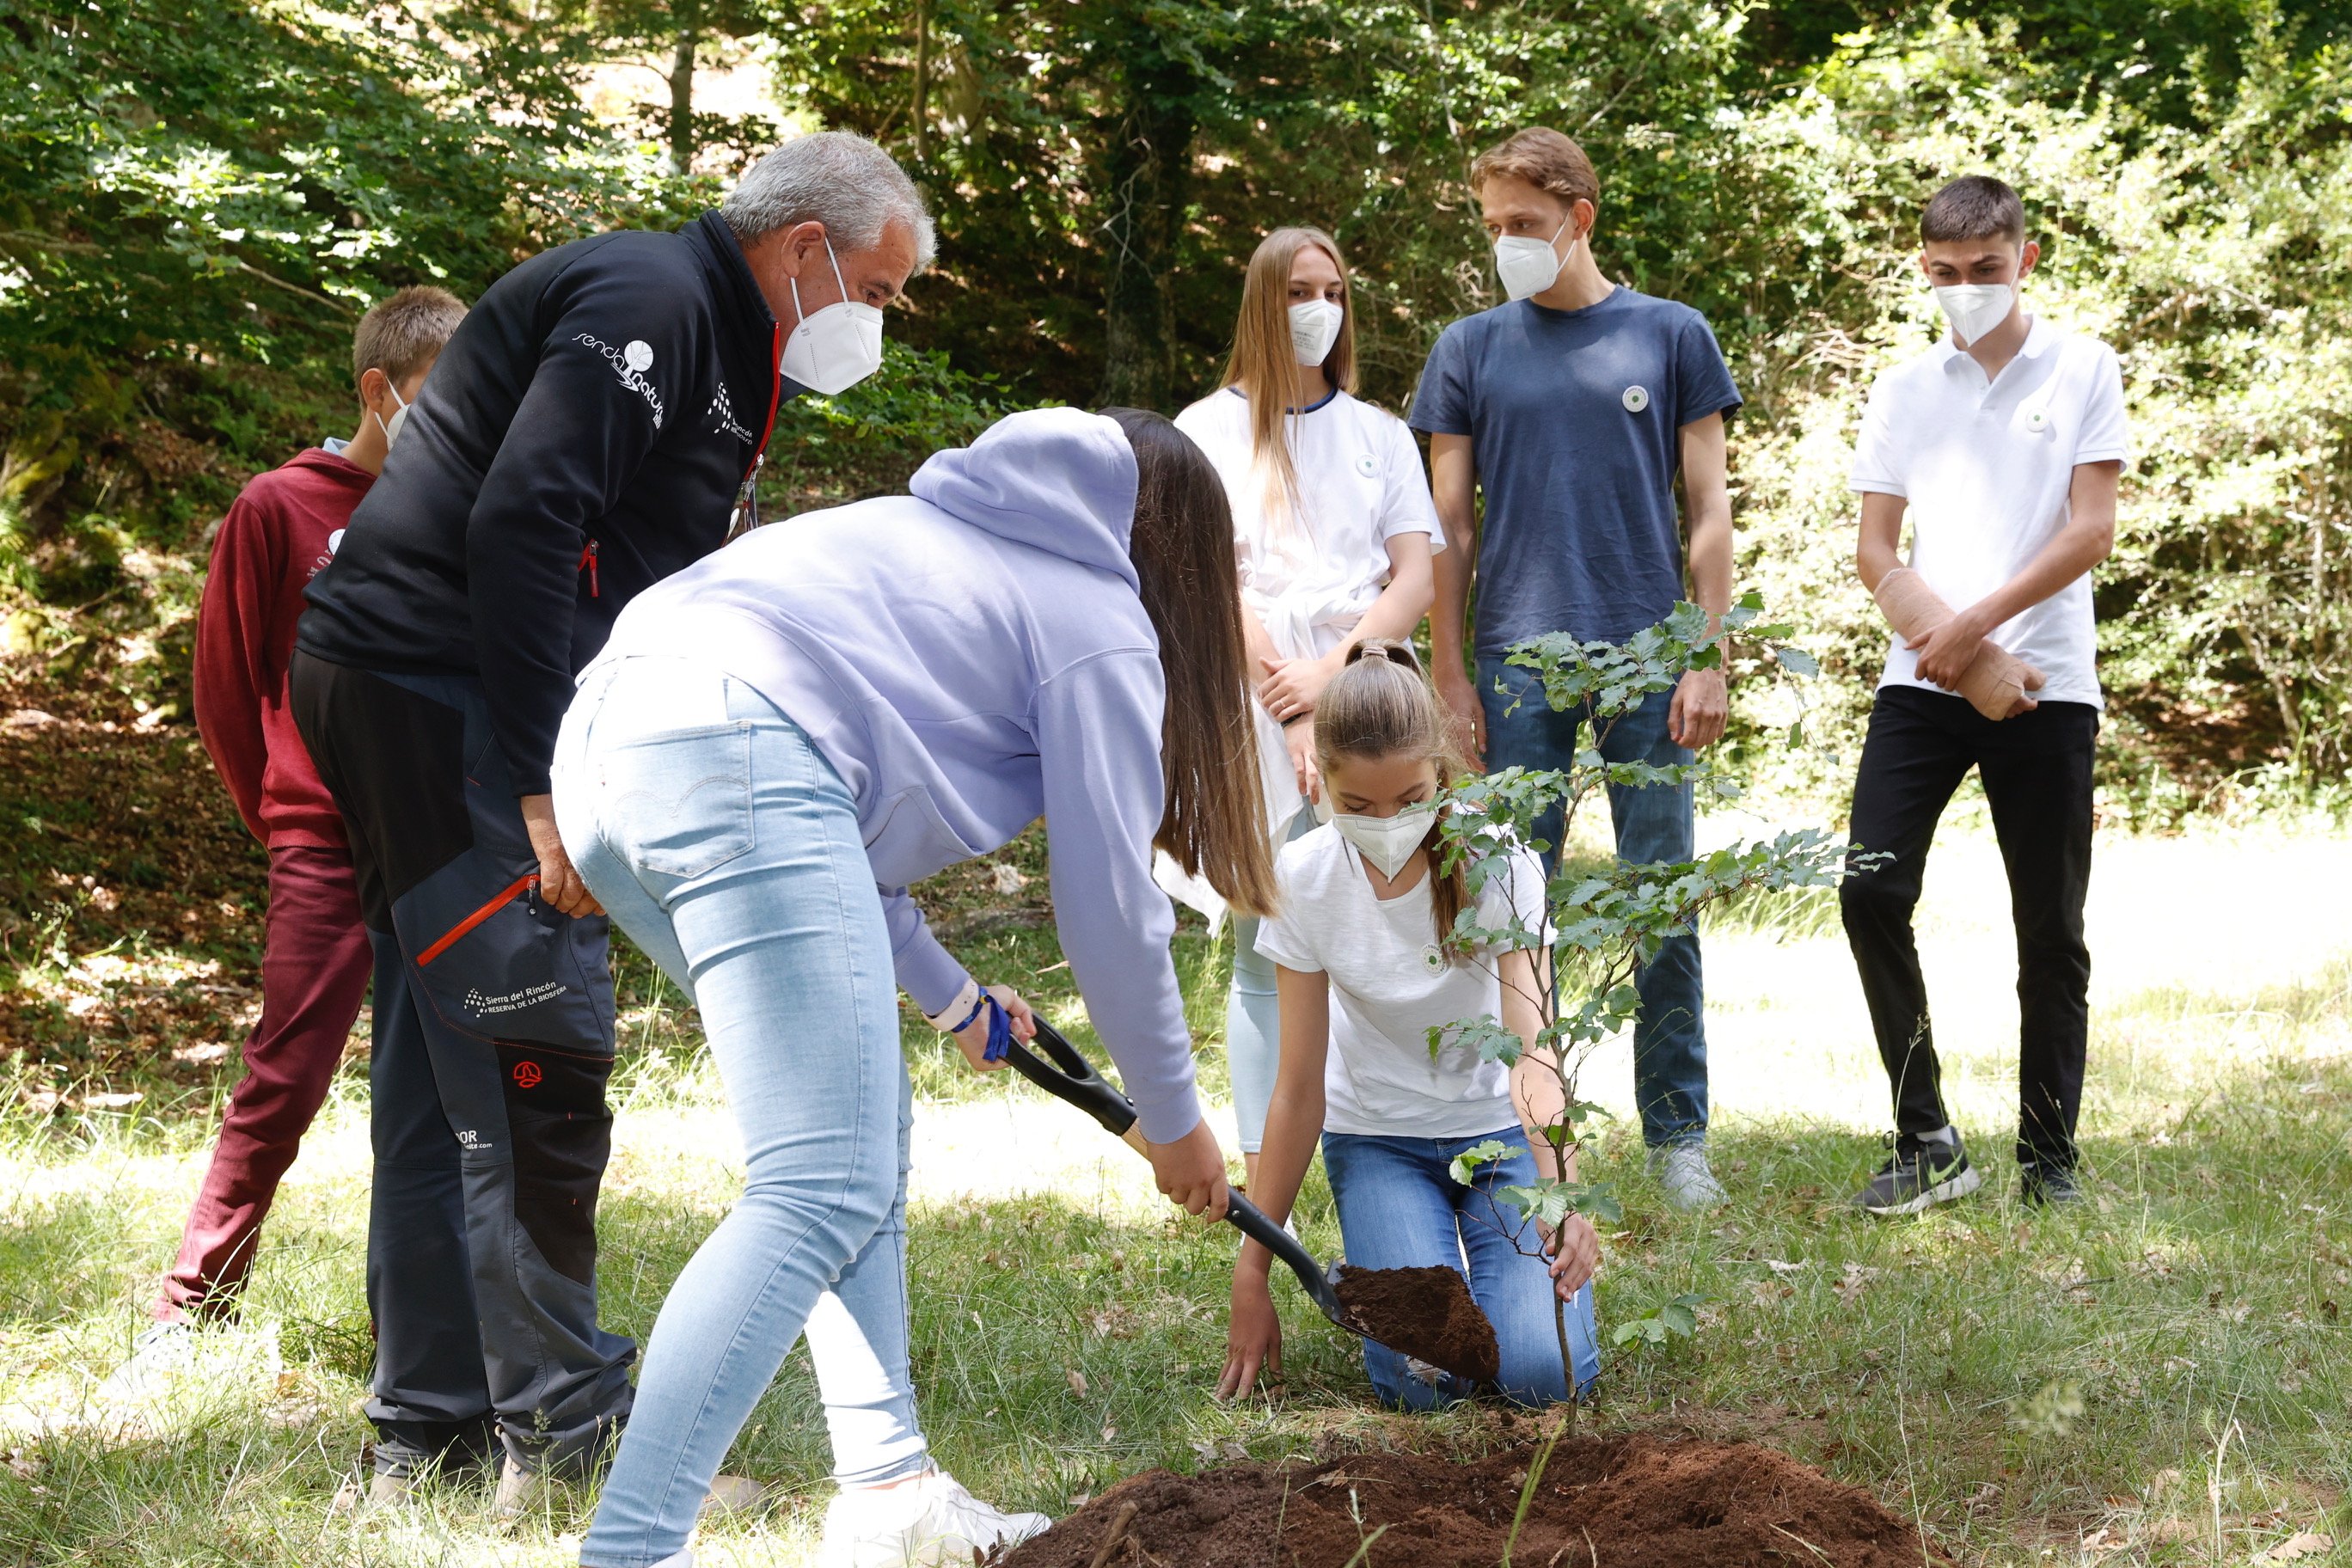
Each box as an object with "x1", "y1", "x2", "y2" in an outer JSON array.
[
  {"x1": 1172, "y1": 387, "x2": 1442, "y2": 664},
  {"x1": 1254, "y1": 826, "x2": 1547, "y2": 1141},
  {"x1": 1851, "y1": 319, "x2": 2129, "y2": 709}
]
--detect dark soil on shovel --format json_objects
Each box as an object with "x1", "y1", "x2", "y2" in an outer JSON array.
[
  {"x1": 997, "y1": 1434, "x2": 1946, "y2": 1568},
  {"x1": 1332, "y1": 1264, "x2": 1501, "y2": 1382}
]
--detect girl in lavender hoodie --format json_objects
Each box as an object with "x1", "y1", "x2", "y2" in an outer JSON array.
[{"x1": 553, "y1": 407, "x2": 1274, "y2": 1568}]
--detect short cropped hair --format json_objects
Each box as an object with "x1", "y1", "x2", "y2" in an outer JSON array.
[
  {"x1": 1921, "y1": 175, "x2": 2026, "y2": 246},
  {"x1": 352, "y1": 285, "x2": 466, "y2": 388},
  {"x1": 722, "y1": 130, "x2": 936, "y2": 271},
  {"x1": 1469, "y1": 127, "x2": 1601, "y2": 212}
]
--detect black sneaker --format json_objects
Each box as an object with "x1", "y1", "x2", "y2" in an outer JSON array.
[
  {"x1": 2019, "y1": 1162, "x2": 2084, "y2": 1207},
  {"x1": 1851, "y1": 1130, "x2": 1982, "y2": 1216}
]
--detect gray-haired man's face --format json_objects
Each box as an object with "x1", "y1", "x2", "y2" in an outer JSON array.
[{"x1": 742, "y1": 217, "x2": 921, "y2": 331}]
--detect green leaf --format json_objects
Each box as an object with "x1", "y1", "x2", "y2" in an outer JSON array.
[{"x1": 1448, "y1": 1139, "x2": 1512, "y2": 1186}]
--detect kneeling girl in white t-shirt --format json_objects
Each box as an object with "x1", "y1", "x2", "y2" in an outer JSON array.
[{"x1": 1217, "y1": 641, "x2": 1602, "y2": 1409}]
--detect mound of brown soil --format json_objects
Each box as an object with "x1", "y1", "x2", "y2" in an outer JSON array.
[
  {"x1": 1332, "y1": 1264, "x2": 1500, "y2": 1382},
  {"x1": 999, "y1": 1435, "x2": 1943, "y2": 1568}
]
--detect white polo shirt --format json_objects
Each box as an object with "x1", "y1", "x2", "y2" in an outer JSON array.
[{"x1": 1851, "y1": 318, "x2": 2129, "y2": 710}]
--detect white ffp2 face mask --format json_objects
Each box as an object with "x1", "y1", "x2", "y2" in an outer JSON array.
[
  {"x1": 375, "y1": 381, "x2": 413, "y2": 450},
  {"x1": 1329, "y1": 803, "x2": 1436, "y2": 879},
  {"x1": 1289, "y1": 298, "x2": 1344, "y2": 366},
  {"x1": 1934, "y1": 281, "x2": 2016, "y2": 346},
  {"x1": 781, "y1": 237, "x2": 885, "y2": 396},
  {"x1": 1494, "y1": 215, "x2": 1577, "y2": 302}
]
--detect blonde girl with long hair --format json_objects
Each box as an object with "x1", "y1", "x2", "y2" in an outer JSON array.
[
  {"x1": 1216, "y1": 642, "x2": 1600, "y2": 1409},
  {"x1": 1170, "y1": 227, "x2": 1442, "y2": 1191}
]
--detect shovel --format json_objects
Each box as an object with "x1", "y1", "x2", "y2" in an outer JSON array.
[{"x1": 1000, "y1": 1017, "x2": 1501, "y2": 1383}]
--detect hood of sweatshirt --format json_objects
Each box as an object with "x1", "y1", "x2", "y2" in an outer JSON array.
[{"x1": 909, "y1": 407, "x2": 1141, "y2": 592}]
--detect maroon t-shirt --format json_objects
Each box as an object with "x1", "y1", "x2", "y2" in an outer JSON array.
[{"x1": 194, "y1": 446, "x2": 373, "y2": 848}]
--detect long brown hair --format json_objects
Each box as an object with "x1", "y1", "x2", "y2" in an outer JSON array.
[
  {"x1": 1313, "y1": 640, "x2": 1473, "y2": 950},
  {"x1": 1219, "y1": 226, "x2": 1357, "y2": 536},
  {"x1": 1104, "y1": 407, "x2": 1278, "y2": 918}
]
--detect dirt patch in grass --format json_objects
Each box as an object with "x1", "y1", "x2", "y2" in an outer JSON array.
[
  {"x1": 1332, "y1": 1264, "x2": 1500, "y2": 1383},
  {"x1": 1001, "y1": 1434, "x2": 1944, "y2": 1568}
]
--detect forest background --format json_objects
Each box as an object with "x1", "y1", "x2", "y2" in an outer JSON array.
[{"x1": 3, "y1": 0, "x2": 2351, "y2": 813}]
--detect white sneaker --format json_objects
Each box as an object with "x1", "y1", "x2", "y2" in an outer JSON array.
[
  {"x1": 816, "y1": 1469, "x2": 1052, "y2": 1567},
  {"x1": 1648, "y1": 1142, "x2": 1728, "y2": 1211},
  {"x1": 95, "y1": 1320, "x2": 195, "y2": 1405}
]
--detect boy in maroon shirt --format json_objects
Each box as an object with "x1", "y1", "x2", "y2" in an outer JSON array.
[{"x1": 130, "y1": 287, "x2": 467, "y2": 1357}]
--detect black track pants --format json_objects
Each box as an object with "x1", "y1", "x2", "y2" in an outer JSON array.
[
  {"x1": 1838, "y1": 685, "x2": 2098, "y2": 1173},
  {"x1": 291, "y1": 651, "x2": 634, "y2": 1476}
]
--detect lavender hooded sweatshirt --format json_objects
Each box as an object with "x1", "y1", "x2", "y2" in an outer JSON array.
[{"x1": 589, "y1": 407, "x2": 1201, "y2": 1141}]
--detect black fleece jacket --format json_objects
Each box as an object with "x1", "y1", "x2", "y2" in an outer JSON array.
[{"x1": 297, "y1": 211, "x2": 790, "y2": 794}]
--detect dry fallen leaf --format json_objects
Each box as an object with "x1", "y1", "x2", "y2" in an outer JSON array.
[
  {"x1": 2255, "y1": 1533, "x2": 2335, "y2": 1564},
  {"x1": 1065, "y1": 1367, "x2": 1087, "y2": 1398}
]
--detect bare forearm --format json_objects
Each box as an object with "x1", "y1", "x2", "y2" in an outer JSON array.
[
  {"x1": 1966, "y1": 525, "x2": 2110, "y2": 633},
  {"x1": 1678, "y1": 415, "x2": 1733, "y2": 626},
  {"x1": 1855, "y1": 492, "x2": 1908, "y2": 592},
  {"x1": 1347, "y1": 564, "x2": 1433, "y2": 648},
  {"x1": 1236, "y1": 1090, "x2": 1323, "y2": 1277},
  {"x1": 1240, "y1": 600, "x2": 1280, "y2": 698},
  {"x1": 1686, "y1": 503, "x2": 1732, "y2": 623},
  {"x1": 1428, "y1": 436, "x2": 1478, "y2": 677}
]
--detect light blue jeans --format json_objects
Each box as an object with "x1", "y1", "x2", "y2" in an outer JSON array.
[
  {"x1": 1321, "y1": 1125, "x2": 1601, "y2": 1408},
  {"x1": 1227, "y1": 805, "x2": 1317, "y2": 1155},
  {"x1": 554, "y1": 657, "x2": 929, "y2": 1568}
]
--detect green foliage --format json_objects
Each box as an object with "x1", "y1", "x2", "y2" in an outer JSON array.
[
  {"x1": 9, "y1": 0, "x2": 2352, "y2": 796},
  {"x1": 1609, "y1": 1292, "x2": 1707, "y2": 1348},
  {"x1": 1434, "y1": 597, "x2": 1862, "y2": 1391}
]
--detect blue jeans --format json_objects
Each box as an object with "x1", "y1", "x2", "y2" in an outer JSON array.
[
  {"x1": 1322, "y1": 1127, "x2": 1600, "y2": 1407},
  {"x1": 1227, "y1": 805, "x2": 1317, "y2": 1155},
  {"x1": 554, "y1": 657, "x2": 929, "y2": 1568},
  {"x1": 1479, "y1": 659, "x2": 1708, "y2": 1148}
]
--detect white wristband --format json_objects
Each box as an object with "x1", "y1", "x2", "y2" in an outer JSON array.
[{"x1": 923, "y1": 978, "x2": 983, "y2": 1033}]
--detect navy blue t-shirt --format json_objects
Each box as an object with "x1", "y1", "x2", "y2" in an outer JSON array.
[{"x1": 1409, "y1": 288, "x2": 1742, "y2": 656}]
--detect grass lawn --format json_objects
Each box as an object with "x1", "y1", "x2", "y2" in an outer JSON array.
[{"x1": 1, "y1": 784, "x2": 2349, "y2": 1565}]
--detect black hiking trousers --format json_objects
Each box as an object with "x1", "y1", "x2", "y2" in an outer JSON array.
[
  {"x1": 1839, "y1": 685, "x2": 2098, "y2": 1174},
  {"x1": 290, "y1": 651, "x2": 634, "y2": 1478}
]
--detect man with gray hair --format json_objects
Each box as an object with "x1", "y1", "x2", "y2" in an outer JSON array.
[{"x1": 289, "y1": 131, "x2": 929, "y2": 1512}]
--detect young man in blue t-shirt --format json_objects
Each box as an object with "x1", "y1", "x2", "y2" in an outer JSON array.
[{"x1": 1411, "y1": 127, "x2": 1743, "y2": 1211}]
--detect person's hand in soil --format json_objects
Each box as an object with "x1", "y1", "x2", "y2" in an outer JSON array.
[
  {"x1": 1217, "y1": 1258, "x2": 1281, "y2": 1399},
  {"x1": 950, "y1": 984, "x2": 1035, "y2": 1073},
  {"x1": 1147, "y1": 1118, "x2": 1230, "y2": 1221},
  {"x1": 1544, "y1": 1212, "x2": 1601, "y2": 1297}
]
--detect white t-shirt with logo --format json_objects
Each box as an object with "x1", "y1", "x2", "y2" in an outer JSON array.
[
  {"x1": 1253, "y1": 825, "x2": 1548, "y2": 1140},
  {"x1": 1850, "y1": 319, "x2": 2129, "y2": 709},
  {"x1": 1172, "y1": 387, "x2": 1442, "y2": 664}
]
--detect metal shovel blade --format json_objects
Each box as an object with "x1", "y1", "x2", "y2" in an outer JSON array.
[{"x1": 1001, "y1": 1022, "x2": 1503, "y2": 1383}]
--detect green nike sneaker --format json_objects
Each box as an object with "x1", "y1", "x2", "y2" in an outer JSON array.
[{"x1": 1852, "y1": 1129, "x2": 1981, "y2": 1216}]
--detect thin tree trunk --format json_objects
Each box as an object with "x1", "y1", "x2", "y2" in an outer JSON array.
[
  {"x1": 668, "y1": 21, "x2": 697, "y2": 176},
  {"x1": 1553, "y1": 1288, "x2": 1578, "y2": 1428},
  {"x1": 1094, "y1": 78, "x2": 1193, "y2": 410},
  {"x1": 911, "y1": 0, "x2": 932, "y2": 160}
]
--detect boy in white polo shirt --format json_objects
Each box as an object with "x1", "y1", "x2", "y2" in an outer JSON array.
[{"x1": 1838, "y1": 175, "x2": 2128, "y2": 1216}]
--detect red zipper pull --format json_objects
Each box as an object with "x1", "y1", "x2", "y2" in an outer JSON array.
[{"x1": 579, "y1": 539, "x2": 599, "y2": 597}]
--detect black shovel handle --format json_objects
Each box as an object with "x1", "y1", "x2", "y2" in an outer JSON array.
[{"x1": 1001, "y1": 1020, "x2": 1351, "y2": 1327}]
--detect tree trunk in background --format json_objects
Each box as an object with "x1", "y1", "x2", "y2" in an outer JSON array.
[
  {"x1": 912, "y1": 0, "x2": 932, "y2": 160},
  {"x1": 1094, "y1": 71, "x2": 1194, "y2": 412},
  {"x1": 668, "y1": 20, "x2": 697, "y2": 175}
]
